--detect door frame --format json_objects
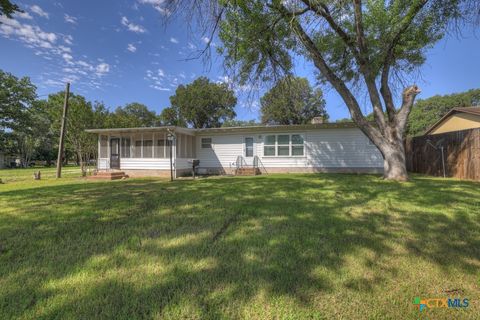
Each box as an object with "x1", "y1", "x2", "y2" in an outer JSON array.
[
  {"x1": 243, "y1": 136, "x2": 255, "y2": 158},
  {"x1": 110, "y1": 137, "x2": 120, "y2": 169}
]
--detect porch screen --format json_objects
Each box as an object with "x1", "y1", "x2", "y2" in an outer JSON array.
[
  {"x1": 99, "y1": 135, "x2": 108, "y2": 158},
  {"x1": 121, "y1": 137, "x2": 131, "y2": 158},
  {"x1": 143, "y1": 133, "x2": 153, "y2": 158}
]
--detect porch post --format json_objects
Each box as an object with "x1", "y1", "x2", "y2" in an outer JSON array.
[
  {"x1": 152, "y1": 132, "x2": 155, "y2": 158},
  {"x1": 107, "y1": 134, "x2": 110, "y2": 170},
  {"x1": 97, "y1": 135, "x2": 100, "y2": 170},
  {"x1": 141, "y1": 133, "x2": 144, "y2": 158},
  {"x1": 130, "y1": 134, "x2": 133, "y2": 158}
]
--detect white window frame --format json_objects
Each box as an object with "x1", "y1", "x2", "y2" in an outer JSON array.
[{"x1": 263, "y1": 133, "x2": 305, "y2": 157}]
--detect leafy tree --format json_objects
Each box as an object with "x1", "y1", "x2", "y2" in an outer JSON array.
[
  {"x1": 260, "y1": 76, "x2": 328, "y2": 125},
  {"x1": 169, "y1": 77, "x2": 237, "y2": 128},
  {"x1": 0, "y1": 70, "x2": 36, "y2": 133},
  {"x1": 221, "y1": 119, "x2": 259, "y2": 127},
  {"x1": 159, "y1": 106, "x2": 187, "y2": 126},
  {"x1": 43, "y1": 92, "x2": 103, "y2": 175},
  {"x1": 407, "y1": 88, "x2": 480, "y2": 136},
  {"x1": 108, "y1": 103, "x2": 158, "y2": 128},
  {"x1": 335, "y1": 118, "x2": 353, "y2": 123},
  {"x1": 0, "y1": 0, "x2": 20, "y2": 18},
  {"x1": 174, "y1": 0, "x2": 478, "y2": 180}
]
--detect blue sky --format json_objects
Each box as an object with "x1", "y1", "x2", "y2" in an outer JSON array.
[{"x1": 1, "y1": 1, "x2": 479, "y2": 122}]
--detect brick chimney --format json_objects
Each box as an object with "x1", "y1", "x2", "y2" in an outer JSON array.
[{"x1": 311, "y1": 117, "x2": 324, "y2": 124}]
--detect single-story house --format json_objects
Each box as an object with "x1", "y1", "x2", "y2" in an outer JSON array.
[
  {"x1": 86, "y1": 121, "x2": 384, "y2": 177},
  {"x1": 425, "y1": 106, "x2": 480, "y2": 135}
]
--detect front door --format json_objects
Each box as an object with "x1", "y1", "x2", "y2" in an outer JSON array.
[
  {"x1": 244, "y1": 137, "x2": 254, "y2": 165},
  {"x1": 110, "y1": 138, "x2": 120, "y2": 169}
]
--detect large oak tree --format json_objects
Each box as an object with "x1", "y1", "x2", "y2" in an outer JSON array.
[{"x1": 166, "y1": 0, "x2": 477, "y2": 180}]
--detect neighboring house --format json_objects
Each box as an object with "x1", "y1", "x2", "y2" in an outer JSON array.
[
  {"x1": 86, "y1": 122, "x2": 384, "y2": 177},
  {"x1": 425, "y1": 107, "x2": 480, "y2": 135}
]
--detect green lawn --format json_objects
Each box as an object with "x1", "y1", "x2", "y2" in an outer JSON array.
[{"x1": 0, "y1": 169, "x2": 479, "y2": 319}]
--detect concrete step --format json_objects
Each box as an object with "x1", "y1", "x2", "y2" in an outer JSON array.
[
  {"x1": 235, "y1": 167, "x2": 261, "y2": 176},
  {"x1": 88, "y1": 171, "x2": 128, "y2": 180}
]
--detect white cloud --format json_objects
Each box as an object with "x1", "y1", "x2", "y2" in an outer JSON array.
[
  {"x1": 0, "y1": 15, "x2": 59, "y2": 51},
  {"x1": 138, "y1": 0, "x2": 171, "y2": 16},
  {"x1": 170, "y1": 37, "x2": 178, "y2": 44},
  {"x1": 64, "y1": 14, "x2": 77, "y2": 24},
  {"x1": 121, "y1": 16, "x2": 146, "y2": 33},
  {"x1": 201, "y1": 36, "x2": 210, "y2": 44},
  {"x1": 150, "y1": 84, "x2": 171, "y2": 91},
  {"x1": 187, "y1": 42, "x2": 197, "y2": 50},
  {"x1": 62, "y1": 53, "x2": 73, "y2": 62},
  {"x1": 157, "y1": 68, "x2": 165, "y2": 77},
  {"x1": 127, "y1": 43, "x2": 137, "y2": 52},
  {"x1": 64, "y1": 35, "x2": 73, "y2": 45},
  {"x1": 14, "y1": 11, "x2": 33, "y2": 20},
  {"x1": 30, "y1": 5, "x2": 49, "y2": 19},
  {"x1": 96, "y1": 63, "x2": 110, "y2": 76}
]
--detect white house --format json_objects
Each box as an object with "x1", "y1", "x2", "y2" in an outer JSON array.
[{"x1": 86, "y1": 122, "x2": 384, "y2": 177}]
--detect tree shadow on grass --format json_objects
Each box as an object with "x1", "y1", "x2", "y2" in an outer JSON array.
[{"x1": 0, "y1": 174, "x2": 479, "y2": 319}]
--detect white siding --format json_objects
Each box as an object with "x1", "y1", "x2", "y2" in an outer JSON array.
[
  {"x1": 175, "y1": 158, "x2": 193, "y2": 170},
  {"x1": 120, "y1": 158, "x2": 171, "y2": 170},
  {"x1": 98, "y1": 158, "x2": 108, "y2": 170},
  {"x1": 306, "y1": 128, "x2": 382, "y2": 168},
  {"x1": 196, "y1": 135, "x2": 244, "y2": 169},
  {"x1": 196, "y1": 128, "x2": 383, "y2": 170}
]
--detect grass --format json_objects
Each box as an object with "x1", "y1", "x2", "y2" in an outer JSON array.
[{"x1": 0, "y1": 168, "x2": 479, "y2": 319}]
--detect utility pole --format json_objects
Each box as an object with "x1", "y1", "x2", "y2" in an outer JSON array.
[{"x1": 56, "y1": 83, "x2": 70, "y2": 178}]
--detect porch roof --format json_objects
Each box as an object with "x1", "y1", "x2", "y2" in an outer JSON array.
[
  {"x1": 86, "y1": 122, "x2": 360, "y2": 136},
  {"x1": 85, "y1": 126, "x2": 196, "y2": 136}
]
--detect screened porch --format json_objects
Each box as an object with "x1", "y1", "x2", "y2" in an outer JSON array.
[{"x1": 97, "y1": 129, "x2": 196, "y2": 171}]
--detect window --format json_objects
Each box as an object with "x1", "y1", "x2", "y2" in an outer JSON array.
[
  {"x1": 291, "y1": 134, "x2": 304, "y2": 156},
  {"x1": 263, "y1": 134, "x2": 305, "y2": 157},
  {"x1": 201, "y1": 138, "x2": 212, "y2": 149},
  {"x1": 264, "y1": 135, "x2": 276, "y2": 156},
  {"x1": 277, "y1": 135, "x2": 289, "y2": 156}
]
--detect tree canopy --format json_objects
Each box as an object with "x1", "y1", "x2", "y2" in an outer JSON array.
[
  {"x1": 0, "y1": 0, "x2": 20, "y2": 18},
  {"x1": 108, "y1": 103, "x2": 158, "y2": 128},
  {"x1": 0, "y1": 70, "x2": 36, "y2": 132},
  {"x1": 172, "y1": 0, "x2": 478, "y2": 180},
  {"x1": 407, "y1": 88, "x2": 480, "y2": 136},
  {"x1": 168, "y1": 77, "x2": 237, "y2": 128},
  {"x1": 260, "y1": 76, "x2": 328, "y2": 125}
]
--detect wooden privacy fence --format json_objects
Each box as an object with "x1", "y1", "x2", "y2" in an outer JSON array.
[{"x1": 405, "y1": 128, "x2": 480, "y2": 180}]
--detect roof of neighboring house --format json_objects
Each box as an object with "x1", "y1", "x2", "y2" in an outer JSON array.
[
  {"x1": 86, "y1": 122, "x2": 360, "y2": 135},
  {"x1": 424, "y1": 106, "x2": 480, "y2": 135}
]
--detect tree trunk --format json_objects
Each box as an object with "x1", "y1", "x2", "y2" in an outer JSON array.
[{"x1": 378, "y1": 140, "x2": 408, "y2": 181}]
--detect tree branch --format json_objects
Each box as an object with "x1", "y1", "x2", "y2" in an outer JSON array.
[
  {"x1": 276, "y1": 3, "x2": 384, "y2": 143},
  {"x1": 300, "y1": 0, "x2": 365, "y2": 65},
  {"x1": 380, "y1": 63, "x2": 396, "y2": 122},
  {"x1": 395, "y1": 85, "x2": 421, "y2": 138}
]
